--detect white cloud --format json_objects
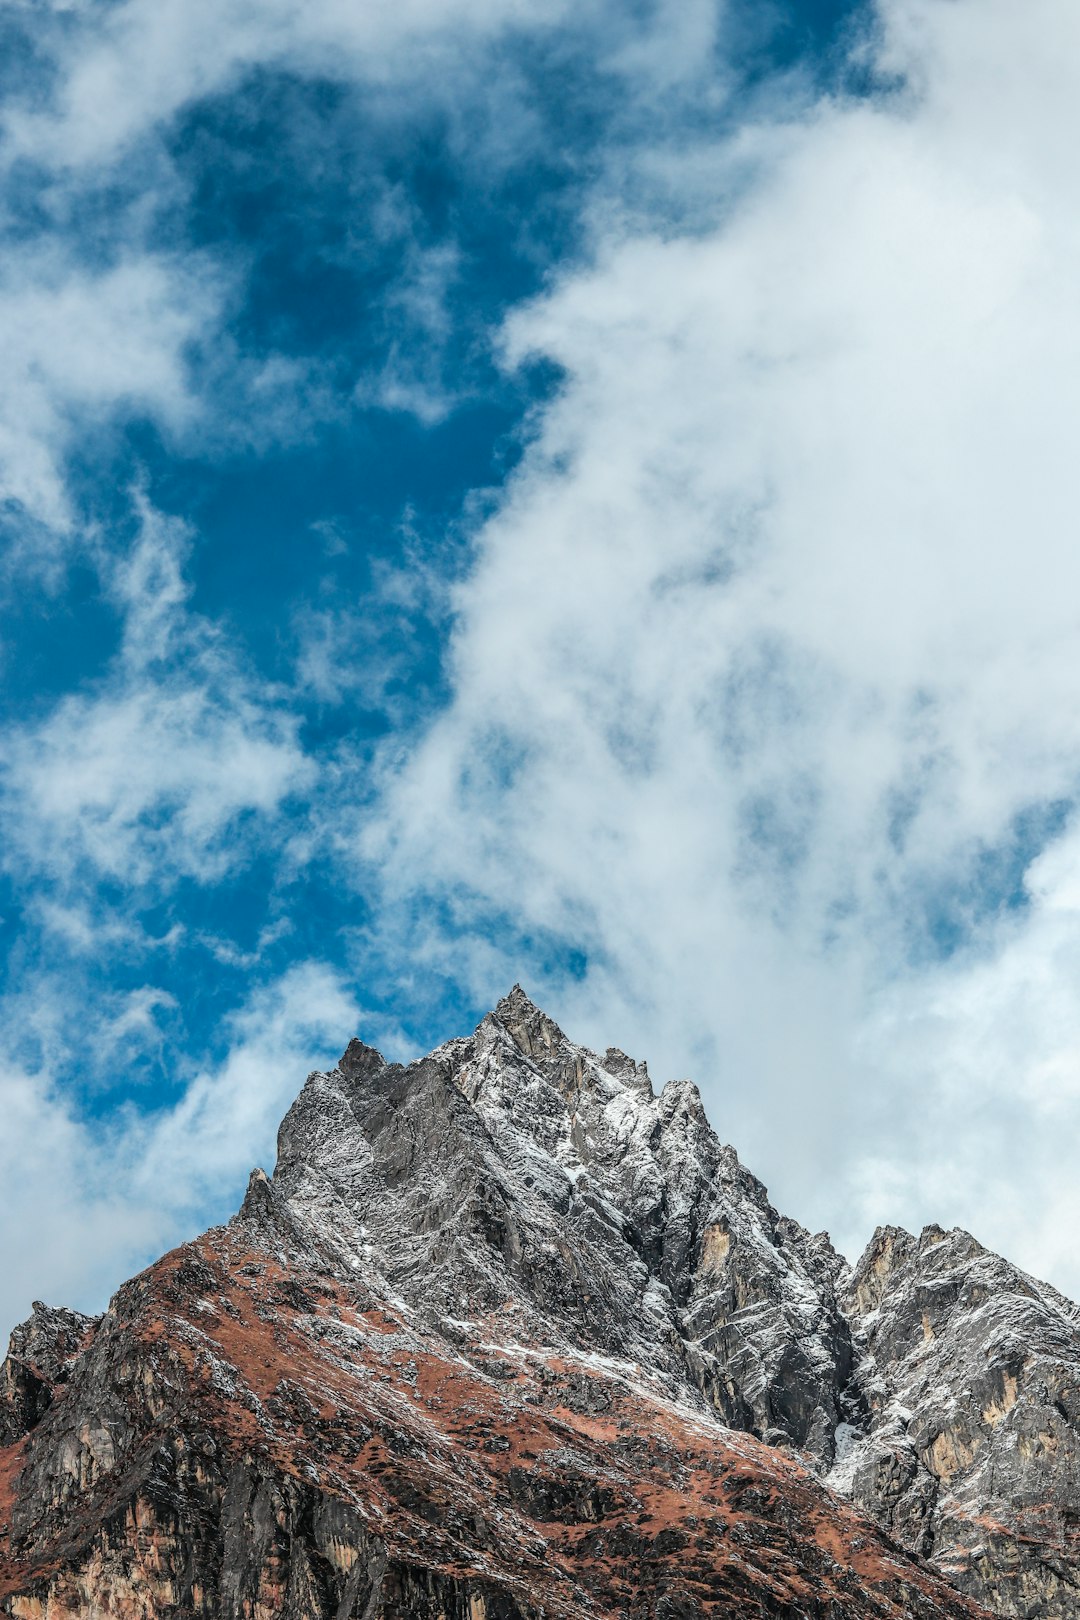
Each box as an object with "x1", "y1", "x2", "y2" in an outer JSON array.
[
  {"x1": 5, "y1": 684, "x2": 309, "y2": 883},
  {"x1": 363, "y1": 0, "x2": 1080, "y2": 1294},
  {"x1": 130, "y1": 962, "x2": 362, "y2": 1213},
  {"x1": 0, "y1": 1062, "x2": 146, "y2": 1338},
  {"x1": 293, "y1": 529, "x2": 447, "y2": 718},
  {"x1": 2, "y1": 0, "x2": 714, "y2": 172},
  {"x1": 843, "y1": 818, "x2": 1080, "y2": 1280},
  {"x1": 0, "y1": 0, "x2": 729, "y2": 549},
  {"x1": 0, "y1": 505, "x2": 313, "y2": 889},
  {"x1": 31, "y1": 897, "x2": 182, "y2": 955},
  {"x1": 0, "y1": 251, "x2": 219, "y2": 534}
]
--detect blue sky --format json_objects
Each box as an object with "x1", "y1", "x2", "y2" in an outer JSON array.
[{"x1": 4, "y1": 0, "x2": 1080, "y2": 1335}]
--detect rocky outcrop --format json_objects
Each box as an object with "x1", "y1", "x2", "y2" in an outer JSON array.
[
  {"x1": 0, "y1": 987, "x2": 1072, "y2": 1616},
  {"x1": 0, "y1": 1304, "x2": 96, "y2": 1448},
  {"x1": 831, "y1": 1223, "x2": 1080, "y2": 1618},
  {"x1": 0, "y1": 1245, "x2": 983, "y2": 1617},
  {"x1": 271, "y1": 990, "x2": 858, "y2": 1464}
]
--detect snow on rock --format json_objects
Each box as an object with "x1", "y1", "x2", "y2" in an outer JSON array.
[
  {"x1": 839, "y1": 1222, "x2": 1080, "y2": 1616},
  {"x1": 3, "y1": 987, "x2": 1077, "y2": 1618},
  {"x1": 265, "y1": 987, "x2": 1080, "y2": 1616},
  {"x1": 270, "y1": 985, "x2": 856, "y2": 1467}
]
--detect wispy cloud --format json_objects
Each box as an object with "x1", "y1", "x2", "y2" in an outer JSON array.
[
  {"x1": 3, "y1": 3, "x2": 529, "y2": 169},
  {"x1": 0, "y1": 250, "x2": 219, "y2": 537},
  {"x1": 1, "y1": 504, "x2": 313, "y2": 889},
  {"x1": 0, "y1": 0, "x2": 732, "y2": 562},
  {"x1": 2, "y1": 0, "x2": 728, "y2": 171}
]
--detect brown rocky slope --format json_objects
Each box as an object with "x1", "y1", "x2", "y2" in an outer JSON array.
[{"x1": 0, "y1": 989, "x2": 1070, "y2": 1617}]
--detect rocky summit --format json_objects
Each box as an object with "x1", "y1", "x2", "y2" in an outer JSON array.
[{"x1": 0, "y1": 989, "x2": 1077, "y2": 1619}]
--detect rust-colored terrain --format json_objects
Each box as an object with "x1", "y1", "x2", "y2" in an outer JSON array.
[
  {"x1": 0, "y1": 1226, "x2": 985, "y2": 1619},
  {"x1": 2, "y1": 988, "x2": 1074, "y2": 1617}
]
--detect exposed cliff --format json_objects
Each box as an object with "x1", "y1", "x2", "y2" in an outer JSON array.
[{"x1": 835, "y1": 1223, "x2": 1080, "y2": 1616}]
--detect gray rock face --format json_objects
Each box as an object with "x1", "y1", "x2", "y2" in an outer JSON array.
[
  {"x1": 269, "y1": 987, "x2": 857, "y2": 1464},
  {"x1": 0, "y1": 1302, "x2": 96, "y2": 1447},
  {"x1": 1, "y1": 986, "x2": 1076, "y2": 1618},
  {"x1": 0, "y1": 990, "x2": 989, "y2": 1620},
  {"x1": 266, "y1": 987, "x2": 1080, "y2": 1615},
  {"x1": 832, "y1": 1223, "x2": 1080, "y2": 1617}
]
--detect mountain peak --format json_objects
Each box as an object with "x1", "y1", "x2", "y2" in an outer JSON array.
[
  {"x1": 337, "y1": 1034, "x2": 386, "y2": 1082},
  {"x1": 0, "y1": 1301, "x2": 96, "y2": 1448},
  {"x1": 4, "y1": 993, "x2": 1079, "y2": 1617},
  {"x1": 260, "y1": 991, "x2": 858, "y2": 1471},
  {"x1": 490, "y1": 982, "x2": 567, "y2": 1056},
  {"x1": 485, "y1": 985, "x2": 655, "y2": 1110}
]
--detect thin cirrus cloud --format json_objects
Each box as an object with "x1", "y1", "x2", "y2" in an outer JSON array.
[
  {"x1": 0, "y1": 500, "x2": 325, "y2": 1339},
  {"x1": 3, "y1": 0, "x2": 718, "y2": 172},
  {"x1": 363, "y1": 0, "x2": 1080, "y2": 1291},
  {"x1": 0, "y1": 0, "x2": 723, "y2": 573}
]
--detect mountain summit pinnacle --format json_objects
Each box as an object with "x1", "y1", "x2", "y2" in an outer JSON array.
[{"x1": 2, "y1": 993, "x2": 1077, "y2": 1617}]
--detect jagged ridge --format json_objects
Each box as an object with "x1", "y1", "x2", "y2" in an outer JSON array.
[{"x1": 1, "y1": 987, "x2": 1076, "y2": 1617}]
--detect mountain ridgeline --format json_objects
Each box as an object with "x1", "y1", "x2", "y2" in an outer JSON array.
[{"x1": 2, "y1": 987, "x2": 1078, "y2": 1618}]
